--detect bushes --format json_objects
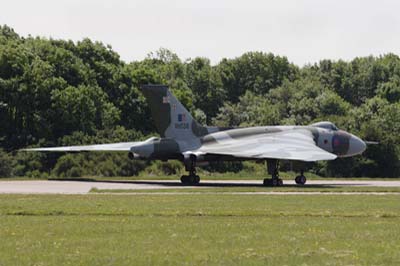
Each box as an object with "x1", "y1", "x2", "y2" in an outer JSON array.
[
  {"x1": 52, "y1": 154, "x2": 83, "y2": 177},
  {"x1": 52, "y1": 155, "x2": 185, "y2": 178},
  {"x1": 203, "y1": 161, "x2": 244, "y2": 173},
  {"x1": 145, "y1": 161, "x2": 183, "y2": 176},
  {"x1": 0, "y1": 149, "x2": 14, "y2": 177},
  {"x1": 51, "y1": 152, "x2": 147, "y2": 178},
  {"x1": 12, "y1": 151, "x2": 47, "y2": 178}
]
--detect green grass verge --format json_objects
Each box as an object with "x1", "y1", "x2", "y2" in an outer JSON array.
[
  {"x1": 0, "y1": 194, "x2": 400, "y2": 265},
  {"x1": 90, "y1": 186, "x2": 400, "y2": 194},
  {"x1": 2, "y1": 170, "x2": 400, "y2": 181},
  {"x1": 71, "y1": 172, "x2": 400, "y2": 181}
]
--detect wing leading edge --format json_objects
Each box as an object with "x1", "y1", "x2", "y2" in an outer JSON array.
[
  {"x1": 196, "y1": 129, "x2": 337, "y2": 162},
  {"x1": 22, "y1": 142, "x2": 143, "y2": 152}
]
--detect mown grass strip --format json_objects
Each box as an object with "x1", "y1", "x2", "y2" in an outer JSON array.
[
  {"x1": 1, "y1": 194, "x2": 400, "y2": 266},
  {"x1": 4, "y1": 210, "x2": 400, "y2": 219},
  {"x1": 90, "y1": 186, "x2": 400, "y2": 194}
]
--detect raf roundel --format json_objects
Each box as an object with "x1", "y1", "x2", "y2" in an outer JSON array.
[{"x1": 178, "y1": 114, "x2": 186, "y2": 122}]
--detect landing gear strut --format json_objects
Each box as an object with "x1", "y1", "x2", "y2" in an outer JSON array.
[
  {"x1": 263, "y1": 159, "x2": 283, "y2": 186},
  {"x1": 181, "y1": 155, "x2": 200, "y2": 185},
  {"x1": 295, "y1": 170, "x2": 307, "y2": 185}
]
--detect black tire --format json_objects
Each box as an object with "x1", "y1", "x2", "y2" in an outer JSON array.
[
  {"x1": 278, "y1": 179, "x2": 283, "y2": 186},
  {"x1": 194, "y1": 175, "x2": 200, "y2": 184},
  {"x1": 299, "y1": 175, "x2": 306, "y2": 185},
  {"x1": 295, "y1": 175, "x2": 306, "y2": 185},
  {"x1": 188, "y1": 175, "x2": 195, "y2": 184},
  {"x1": 180, "y1": 175, "x2": 188, "y2": 184},
  {"x1": 263, "y1": 178, "x2": 271, "y2": 186},
  {"x1": 271, "y1": 178, "x2": 278, "y2": 186}
]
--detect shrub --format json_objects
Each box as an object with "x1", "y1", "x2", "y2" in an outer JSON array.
[
  {"x1": 0, "y1": 149, "x2": 15, "y2": 177},
  {"x1": 145, "y1": 161, "x2": 183, "y2": 175},
  {"x1": 52, "y1": 154, "x2": 83, "y2": 178}
]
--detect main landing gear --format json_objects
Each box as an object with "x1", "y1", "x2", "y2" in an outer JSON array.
[
  {"x1": 263, "y1": 160, "x2": 307, "y2": 186},
  {"x1": 263, "y1": 159, "x2": 283, "y2": 186},
  {"x1": 180, "y1": 155, "x2": 200, "y2": 185},
  {"x1": 295, "y1": 170, "x2": 307, "y2": 185},
  {"x1": 180, "y1": 172, "x2": 200, "y2": 185}
]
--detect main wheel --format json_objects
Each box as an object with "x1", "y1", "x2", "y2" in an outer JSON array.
[
  {"x1": 263, "y1": 178, "x2": 271, "y2": 186},
  {"x1": 180, "y1": 175, "x2": 189, "y2": 185},
  {"x1": 263, "y1": 178, "x2": 283, "y2": 186},
  {"x1": 188, "y1": 174, "x2": 196, "y2": 185},
  {"x1": 194, "y1": 175, "x2": 200, "y2": 184},
  {"x1": 295, "y1": 175, "x2": 306, "y2": 185}
]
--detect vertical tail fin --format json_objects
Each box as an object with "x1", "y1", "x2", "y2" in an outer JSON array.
[{"x1": 141, "y1": 85, "x2": 209, "y2": 141}]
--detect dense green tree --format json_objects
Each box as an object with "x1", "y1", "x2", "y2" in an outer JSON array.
[
  {"x1": 377, "y1": 76, "x2": 400, "y2": 103},
  {"x1": 213, "y1": 91, "x2": 281, "y2": 127},
  {"x1": 185, "y1": 57, "x2": 226, "y2": 123},
  {"x1": 216, "y1": 52, "x2": 299, "y2": 103},
  {"x1": 50, "y1": 84, "x2": 120, "y2": 135}
]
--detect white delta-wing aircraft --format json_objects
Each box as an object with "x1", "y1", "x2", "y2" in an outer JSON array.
[{"x1": 24, "y1": 85, "x2": 368, "y2": 186}]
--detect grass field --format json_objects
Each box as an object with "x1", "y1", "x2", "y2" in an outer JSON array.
[
  {"x1": 0, "y1": 194, "x2": 400, "y2": 265},
  {"x1": 90, "y1": 186, "x2": 400, "y2": 193},
  {"x1": 3, "y1": 170, "x2": 400, "y2": 181}
]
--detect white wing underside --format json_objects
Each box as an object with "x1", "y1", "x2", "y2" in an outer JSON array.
[
  {"x1": 23, "y1": 129, "x2": 336, "y2": 161},
  {"x1": 22, "y1": 142, "x2": 142, "y2": 152},
  {"x1": 196, "y1": 129, "x2": 337, "y2": 162}
]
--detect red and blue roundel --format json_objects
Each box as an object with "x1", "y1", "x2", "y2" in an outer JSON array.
[{"x1": 178, "y1": 114, "x2": 186, "y2": 122}]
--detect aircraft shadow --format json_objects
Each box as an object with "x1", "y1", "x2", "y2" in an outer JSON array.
[{"x1": 48, "y1": 178, "x2": 365, "y2": 189}]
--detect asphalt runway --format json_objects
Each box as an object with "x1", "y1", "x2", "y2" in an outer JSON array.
[{"x1": 0, "y1": 179, "x2": 400, "y2": 194}]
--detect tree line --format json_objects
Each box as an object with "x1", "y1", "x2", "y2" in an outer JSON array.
[{"x1": 0, "y1": 25, "x2": 399, "y2": 178}]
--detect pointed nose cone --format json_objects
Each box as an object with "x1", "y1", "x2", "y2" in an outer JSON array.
[{"x1": 348, "y1": 135, "x2": 366, "y2": 156}]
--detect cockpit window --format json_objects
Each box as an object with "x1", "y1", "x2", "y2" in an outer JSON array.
[{"x1": 311, "y1": 121, "x2": 339, "y2": 131}]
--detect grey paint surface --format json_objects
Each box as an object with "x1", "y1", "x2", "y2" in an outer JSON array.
[{"x1": 0, "y1": 180, "x2": 400, "y2": 194}]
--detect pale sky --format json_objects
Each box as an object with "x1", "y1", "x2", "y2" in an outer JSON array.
[{"x1": 2, "y1": 0, "x2": 400, "y2": 66}]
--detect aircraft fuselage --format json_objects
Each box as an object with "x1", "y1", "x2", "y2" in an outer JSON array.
[{"x1": 129, "y1": 125, "x2": 366, "y2": 161}]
